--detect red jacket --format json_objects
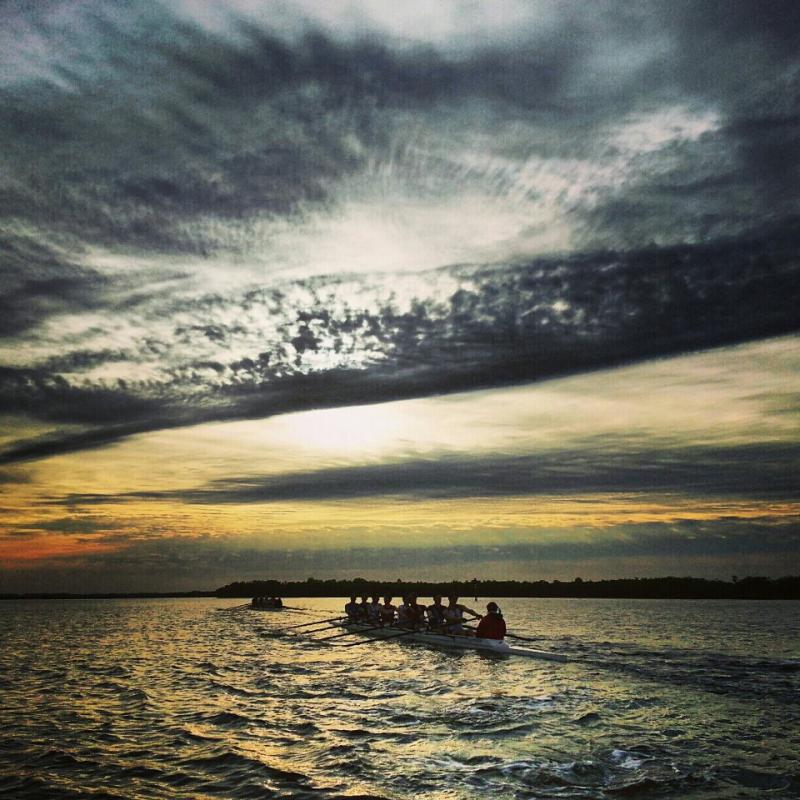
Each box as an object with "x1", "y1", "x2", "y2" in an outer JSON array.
[{"x1": 475, "y1": 613, "x2": 506, "y2": 640}]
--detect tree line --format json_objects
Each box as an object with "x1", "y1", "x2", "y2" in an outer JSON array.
[{"x1": 215, "y1": 575, "x2": 800, "y2": 600}]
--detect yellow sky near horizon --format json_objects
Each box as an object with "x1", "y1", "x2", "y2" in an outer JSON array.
[{"x1": 1, "y1": 335, "x2": 798, "y2": 582}]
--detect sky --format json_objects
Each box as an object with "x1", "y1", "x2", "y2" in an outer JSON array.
[{"x1": 1, "y1": 0, "x2": 798, "y2": 593}]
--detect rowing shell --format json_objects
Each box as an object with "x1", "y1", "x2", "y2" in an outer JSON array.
[{"x1": 335, "y1": 621, "x2": 567, "y2": 662}]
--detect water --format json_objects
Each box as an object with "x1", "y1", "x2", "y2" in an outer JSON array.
[{"x1": 1, "y1": 597, "x2": 798, "y2": 799}]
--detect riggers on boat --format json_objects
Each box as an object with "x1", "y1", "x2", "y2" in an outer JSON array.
[{"x1": 334, "y1": 621, "x2": 567, "y2": 662}]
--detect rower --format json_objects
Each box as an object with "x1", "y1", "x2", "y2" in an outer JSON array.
[
  {"x1": 380, "y1": 596, "x2": 397, "y2": 625},
  {"x1": 395, "y1": 596, "x2": 411, "y2": 626},
  {"x1": 426, "y1": 596, "x2": 446, "y2": 629},
  {"x1": 368, "y1": 595, "x2": 382, "y2": 624},
  {"x1": 344, "y1": 595, "x2": 359, "y2": 621},
  {"x1": 444, "y1": 595, "x2": 481, "y2": 634},
  {"x1": 475, "y1": 602, "x2": 506, "y2": 640},
  {"x1": 358, "y1": 596, "x2": 370, "y2": 621},
  {"x1": 407, "y1": 595, "x2": 426, "y2": 627}
]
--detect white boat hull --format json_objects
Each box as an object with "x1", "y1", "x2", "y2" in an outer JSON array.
[{"x1": 335, "y1": 622, "x2": 567, "y2": 662}]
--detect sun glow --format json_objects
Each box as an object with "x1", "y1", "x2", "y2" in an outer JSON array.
[{"x1": 271, "y1": 403, "x2": 405, "y2": 456}]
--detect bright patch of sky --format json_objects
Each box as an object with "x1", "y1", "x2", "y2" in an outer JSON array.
[{"x1": 10, "y1": 336, "x2": 797, "y2": 499}]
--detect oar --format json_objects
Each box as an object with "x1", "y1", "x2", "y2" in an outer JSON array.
[
  {"x1": 291, "y1": 621, "x2": 348, "y2": 633},
  {"x1": 332, "y1": 628, "x2": 421, "y2": 648},
  {"x1": 283, "y1": 615, "x2": 347, "y2": 630},
  {"x1": 505, "y1": 632, "x2": 541, "y2": 643},
  {"x1": 315, "y1": 622, "x2": 396, "y2": 641}
]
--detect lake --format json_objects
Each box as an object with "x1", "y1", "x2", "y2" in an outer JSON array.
[{"x1": 1, "y1": 597, "x2": 798, "y2": 799}]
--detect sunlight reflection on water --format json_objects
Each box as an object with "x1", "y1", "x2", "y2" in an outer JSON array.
[{"x1": 0, "y1": 597, "x2": 798, "y2": 799}]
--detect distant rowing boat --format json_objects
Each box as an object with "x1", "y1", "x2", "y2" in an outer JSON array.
[
  {"x1": 335, "y1": 621, "x2": 567, "y2": 661},
  {"x1": 250, "y1": 598, "x2": 284, "y2": 610}
]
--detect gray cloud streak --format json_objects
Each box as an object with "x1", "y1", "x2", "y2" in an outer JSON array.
[{"x1": 50, "y1": 440, "x2": 799, "y2": 507}]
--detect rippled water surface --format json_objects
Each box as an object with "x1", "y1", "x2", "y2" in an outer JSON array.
[{"x1": 1, "y1": 597, "x2": 798, "y2": 799}]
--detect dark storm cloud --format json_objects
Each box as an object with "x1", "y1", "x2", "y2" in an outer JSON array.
[
  {"x1": 0, "y1": 365, "x2": 165, "y2": 425},
  {"x1": 0, "y1": 234, "x2": 110, "y2": 336},
  {"x1": 0, "y1": 4, "x2": 586, "y2": 255},
  {"x1": 2, "y1": 0, "x2": 800, "y2": 462},
  {"x1": 2, "y1": 0, "x2": 797, "y2": 256},
  {"x1": 52, "y1": 440, "x2": 800, "y2": 507},
  {"x1": 2, "y1": 227, "x2": 799, "y2": 464},
  {"x1": 581, "y1": 1, "x2": 800, "y2": 245}
]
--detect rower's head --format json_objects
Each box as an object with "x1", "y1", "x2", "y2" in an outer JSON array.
[
  {"x1": 349, "y1": 596, "x2": 356, "y2": 602},
  {"x1": 360, "y1": 596, "x2": 368, "y2": 603},
  {"x1": 383, "y1": 596, "x2": 392, "y2": 604},
  {"x1": 432, "y1": 595, "x2": 442, "y2": 605},
  {"x1": 486, "y1": 601, "x2": 499, "y2": 613},
  {"x1": 371, "y1": 595, "x2": 379, "y2": 603},
  {"x1": 448, "y1": 595, "x2": 458, "y2": 605}
]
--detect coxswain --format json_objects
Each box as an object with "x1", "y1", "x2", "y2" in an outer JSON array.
[
  {"x1": 426, "y1": 596, "x2": 446, "y2": 629},
  {"x1": 344, "y1": 595, "x2": 359, "y2": 621},
  {"x1": 475, "y1": 602, "x2": 506, "y2": 640},
  {"x1": 380, "y1": 596, "x2": 397, "y2": 625},
  {"x1": 444, "y1": 595, "x2": 480, "y2": 634}
]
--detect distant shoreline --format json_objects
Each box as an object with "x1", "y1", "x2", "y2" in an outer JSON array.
[
  {"x1": 0, "y1": 591, "x2": 217, "y2": 600},
  {"x1": 3, "y1": 575, "x2": 799, "y2": 601}
]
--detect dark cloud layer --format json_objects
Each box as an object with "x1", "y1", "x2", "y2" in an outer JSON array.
[
  {"x1": 2, "y1": 225, "x2": 799, "y2": 464},
  {"x1": 3, "y1": 0, "x2": 797, "y2": 249},
  {"x1": 52, "y1": 439, "x2": 799, "y2": 507},
  {"x1": 1, "y1": 0, "x2": 799, "y2": 462}
]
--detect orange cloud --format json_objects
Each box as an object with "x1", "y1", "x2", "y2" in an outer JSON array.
[{"x1": 0, "y1": 534, "x2": 122, "y2": 567}]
